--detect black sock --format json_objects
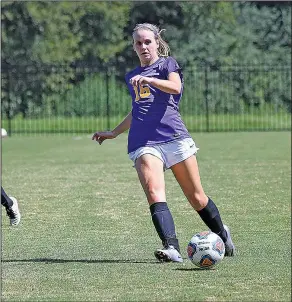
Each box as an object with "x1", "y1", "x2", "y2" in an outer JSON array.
[
  {"x1": 150, "y1": 202, "x2": 180, "y2": 252},
  {"x1": 1, "y1": 187, "x2": 13, "y2": 208},
  {"x1": 197, "y1": 197, "x2": 228, "y2": 242}
]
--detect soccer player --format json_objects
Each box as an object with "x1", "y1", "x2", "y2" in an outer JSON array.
[
  {"x1": 1, "y1": 186, "x2": 21, "y2": 226},
  {"x1": 92, "y1": 23, "x2": 235, "y2": 262}
]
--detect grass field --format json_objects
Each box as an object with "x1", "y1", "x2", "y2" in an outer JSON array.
[{"x1": 1, "y1": 132, "x2": 291, "y2": 301}]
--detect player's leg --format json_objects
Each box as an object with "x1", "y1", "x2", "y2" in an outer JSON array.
[
  {"x1": 1, "y1": 186, "x2": 21, "y2": 226},
  {"x1": 1, "y1": 186, "x2": 13, "y2": 208},
  {"x1": 135, "y1": 154, "x2": 182, "y2": 262},
  {"x1": 170, "y1": 155, "x2": 235, "y2": 256}
]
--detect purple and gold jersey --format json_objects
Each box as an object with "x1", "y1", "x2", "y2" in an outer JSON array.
[{"x1": 125, "y1": 56, "x2": 191, "y2": 153}]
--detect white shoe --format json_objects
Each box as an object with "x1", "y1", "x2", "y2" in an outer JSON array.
[
  {"x1": 223, "y1": 225, "x2": 235, "y2": 256},
  {"x1": 154, "y1": 245, "x2": 183, "y2": 263},
  {"x1": 6, "y1": 197, "x2": 21, "y2": 226}
]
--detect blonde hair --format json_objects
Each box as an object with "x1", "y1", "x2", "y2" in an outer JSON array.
[{"x1": 132, "y1": 23, "x2": 170, "y2": 57}]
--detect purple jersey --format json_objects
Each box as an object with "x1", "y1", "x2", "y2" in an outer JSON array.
[{"x1": 125, "y1": 56, "x2": 191, "y2": 153}]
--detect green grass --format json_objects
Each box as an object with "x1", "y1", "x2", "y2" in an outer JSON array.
[
  {"x1": 2, "y1": 113, "x2": 291, "y2": 134},
  {"x1": 1, "y1": 132, "x2": 291, "y2": 301}
]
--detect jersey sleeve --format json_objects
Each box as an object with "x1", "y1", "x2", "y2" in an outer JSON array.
[
  {"x1": 163, "y1": 57, "x2": 181, "y2": 75},
  {"x1": 162, "y1": 56, "x2": 183, "y2": 82}
]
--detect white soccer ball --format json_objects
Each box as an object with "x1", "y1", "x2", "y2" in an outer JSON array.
[
  {"x1": 1, "y1": 128, "x2": 8, "y2": 138},
  {"x1": 187, "y1": 231, "x2": 225, "y2": 269}
]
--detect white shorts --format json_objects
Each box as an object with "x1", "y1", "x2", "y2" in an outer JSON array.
[{"x1": 128, "y1": 137, "x2": 199, "y2": 170}]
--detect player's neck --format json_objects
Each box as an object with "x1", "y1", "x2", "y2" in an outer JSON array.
[{"x1": 140, "y1": 56, "x2": 160, "y2": 67}]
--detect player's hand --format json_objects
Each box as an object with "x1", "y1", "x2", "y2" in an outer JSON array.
[
  {"x1": 92, "y1": 131, "x2": 116, "y2": 145},
  {"x1": 130, "y1": 75, "x2": 153, "y2": 86}
]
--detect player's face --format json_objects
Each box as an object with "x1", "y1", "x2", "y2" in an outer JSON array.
[{"x1": 133, "y1": 29, "x2": 159, "y2": 66}]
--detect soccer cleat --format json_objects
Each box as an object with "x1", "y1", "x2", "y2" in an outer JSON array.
[
  {"x1": 5, "y1": 197, "x2": 21, "y2": 226},
  {"x1": 223, "y1": 225, "x2": 235, "y2": 256},
  {"x1": 154, "y1": 245, "x2": 183, "y2": 263}
]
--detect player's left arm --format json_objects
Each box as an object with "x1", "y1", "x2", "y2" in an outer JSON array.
[{"x1": 130, "y1": 72, "x2": 181, "y2": 95}]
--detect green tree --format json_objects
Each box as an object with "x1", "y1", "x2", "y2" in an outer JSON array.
[{"x1": 1, "y1": 1, "x2": 131, "y2": 118}]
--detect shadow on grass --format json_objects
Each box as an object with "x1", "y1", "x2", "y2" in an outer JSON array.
[
  {"x1": 2, "y1": 258, "x2": 163, "y2": 264},
  {"x1": 175, "y1": 267, "x2": 215, "y2": 271}
]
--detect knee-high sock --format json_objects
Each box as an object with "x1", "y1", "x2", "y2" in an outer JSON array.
[
  {"x1": 1, "y1": 187, "x2": 13, "y2": 208},
  {"x1": 197, "y1": 197, "x2": 227, "y2": 242},
  {"x1": 150, "y1": 202, "x2": 180, "y2": 252}
]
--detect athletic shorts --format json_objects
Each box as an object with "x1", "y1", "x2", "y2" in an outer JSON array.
[{"x1": 128, "y1": 137, "x2": 199, "y2": 170}]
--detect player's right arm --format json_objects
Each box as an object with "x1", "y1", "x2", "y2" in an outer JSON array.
[{"x1": 92, "y1": 111, "x2": 132, "y2": 145}]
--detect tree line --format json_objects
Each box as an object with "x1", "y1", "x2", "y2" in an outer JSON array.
[{"x1": 1, "y1": 1, "x2": 291, "y2": 119}]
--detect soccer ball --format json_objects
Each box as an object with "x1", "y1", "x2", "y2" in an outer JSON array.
[
  {"x1": 187, "y1": 231, "x2": 225, "y2": 269},
  {"x1": 1, "y1": 128, "x2": 8, "y2": 138}
]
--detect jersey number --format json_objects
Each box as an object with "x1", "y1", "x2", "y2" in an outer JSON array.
[{"x1": 133, "y1": 85, "x2": 151, "y2": 101}]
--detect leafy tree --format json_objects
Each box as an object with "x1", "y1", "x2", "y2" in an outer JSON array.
[
  {"x1": 1, "y1": 1, "x2": 290, "y2": 119},
  {"x1": 1, "y1": 1, "x2": 131, "y2": 118}
]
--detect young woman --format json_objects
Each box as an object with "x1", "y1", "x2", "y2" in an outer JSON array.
[{"x1": 92, "y1": 23, "x2": 235, "y2": 262}]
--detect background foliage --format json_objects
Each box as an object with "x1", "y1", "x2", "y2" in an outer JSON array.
[{"x1": 1, "y1": 1, "x2": 291, "y2": 122}]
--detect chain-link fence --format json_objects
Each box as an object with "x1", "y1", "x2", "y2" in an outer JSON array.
[{"x1": 1, "y1": 64, "x2": 291, "y2": 135}]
